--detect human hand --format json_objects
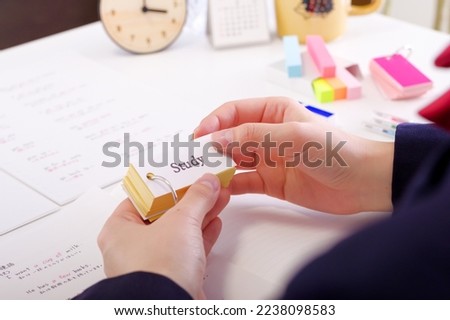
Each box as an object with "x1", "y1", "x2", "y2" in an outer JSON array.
[
  {"x1": 195, "y1": 97, "x2": 394, "y2": 214},
  {"x1": 97, "y1": 174, "x2": 230, "y2": 299}
]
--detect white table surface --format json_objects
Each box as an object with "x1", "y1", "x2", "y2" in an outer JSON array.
[
  {"x1": 1, "y1": 13, "x2": 449, "y2": 140},
  {"x1": 1, "y1": 12, "x2": 449, "y2": 299}
]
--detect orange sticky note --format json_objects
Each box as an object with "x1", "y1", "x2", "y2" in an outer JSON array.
[{"x1": 325, "y1": 78, "x2": 347, "y2": 100}]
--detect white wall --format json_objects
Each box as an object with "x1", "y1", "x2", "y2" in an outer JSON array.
[{"x1": 381, "y1": 0, "x2": 449, "y2": 32}]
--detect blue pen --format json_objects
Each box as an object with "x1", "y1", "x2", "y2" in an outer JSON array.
[{"x1": 305, "y1": 105, "x2": 334, "y2": 119}]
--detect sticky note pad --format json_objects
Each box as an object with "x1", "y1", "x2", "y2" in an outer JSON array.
[
  {"x1": 283, "y1": 35, "x2": 302, "y2": 77},
  {"x1": 312, "y1": 78, "x2": 334, "y2": 103},
  {"x1": 325, "y1": 78, "x2": 347, "y2": 100},
  {"x1": 336, "y1": 68, "x2": 361, "y2": 99},
  {"x1": 372, "y1": 54, "x2": 432, "y2": 88},
  {"x1": 306, "y1": 35, "x2": 336, "y2": 78},
  {"x1": 370, "y1": 54, "x2": 432, "y2": 99}
]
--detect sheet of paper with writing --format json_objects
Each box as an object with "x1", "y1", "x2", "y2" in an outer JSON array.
[
  {"x1": 0, "y1": 188, "x2": 123, "y2": 299},
  {"x1": 0, "y1": 53, "x2": 180, "y2": 207},
  {"x1": 204, "y1": 194, "x2": 389, "y2": 299},
  {"x1": 0, "y1": 184, "x2": 389, "y2": 299},
  {"x1": 0, "y1": 170, "x2": 59, "y2": 235}
]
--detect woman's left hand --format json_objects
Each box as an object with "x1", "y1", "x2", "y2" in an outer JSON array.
[{"x1": 97, "y1": 173, "x2": 230, "y2": 299}]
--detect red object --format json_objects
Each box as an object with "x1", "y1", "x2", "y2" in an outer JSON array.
[
  {"x1": 419, "y1": 89, "x2": 450, "y2": 131},
  {"x1": 418, "y1": 45, "x2": 450, "y2": 130},
  {"x1": 435, "y1": 44, "x2": 450, "y2": 67}
]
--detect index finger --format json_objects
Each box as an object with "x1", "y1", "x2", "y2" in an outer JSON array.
[{"x1": 194, "y1": 97, "x2": 303, "y2": 138}]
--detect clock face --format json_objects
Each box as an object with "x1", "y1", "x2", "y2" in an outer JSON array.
[{"x1": 99, "y1": 0, "x2": 187, "y2": 54}]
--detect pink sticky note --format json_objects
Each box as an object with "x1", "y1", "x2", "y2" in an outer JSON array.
[
  {"x1": 370, "y1": 54, "x2": 432, "y2": 99},
  {"x1": 337, "y1": 68, "x2": 361, "y2": 100},
  {"x1": 371, "y1": 70, "x2": 401, "y2": 100},
  {"x1": 306, "y1": 35, "x2": 336, "y2": 78},
  {"x1": 373, "y1": 54, "x2": 431, "y2": 87}
]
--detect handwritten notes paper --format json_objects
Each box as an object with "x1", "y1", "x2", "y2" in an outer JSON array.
[
  {"x1": 0, "y1": 170, "x2": 59, "y2": 235},
  {"x1": 0, "y1": 188, "x2": 122, "y2": 299},
  {"x1": 0, "y1": 185, "x2": 389, "y2": 299},
  {"x1": 0, "y1": 53, "x2": 174, "y2": 208}
]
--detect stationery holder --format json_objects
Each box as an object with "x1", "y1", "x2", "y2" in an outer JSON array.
[{"x1": 369, "y1": 47, "x2": 433, "y2": 100}]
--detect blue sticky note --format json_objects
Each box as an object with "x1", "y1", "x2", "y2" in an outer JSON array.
[{"x1": 283, "y1": 36, "x2": 302, "y2": 78}]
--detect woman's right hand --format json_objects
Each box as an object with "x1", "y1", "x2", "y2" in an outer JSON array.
[{"x1": 195, "y1": 97, "x2": 394, "y2": 214}]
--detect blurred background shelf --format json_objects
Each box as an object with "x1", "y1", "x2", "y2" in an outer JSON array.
[
  {"x1": 0, "y1": 0, "x2": 448, "y2": 50},
  {"x1": 0, "y1": 0, "x2": 98, "y2": 49},
  {"x1": 382, "y1": 0, "x2": 450, "y2": 33}
]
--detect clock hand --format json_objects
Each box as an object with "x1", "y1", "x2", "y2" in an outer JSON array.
[
  {"x1": 142, "y1": 7, "x2": 168, "y2": 14},
  {"x1": 142, "y1": 0, "x2": 148, "y2": 11},
  {"x1": 142, "y1": 0, "x2": 167, "y2": 13}
]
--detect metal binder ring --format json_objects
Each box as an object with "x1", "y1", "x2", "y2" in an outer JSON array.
[
  {"x1": 146, "y1": 173, "x2": 179, "y2": 205},
  {"x1": 392, "y1": 45, "x2": 413, "y2": 59}
]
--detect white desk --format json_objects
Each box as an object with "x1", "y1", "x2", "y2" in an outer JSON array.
[
  {"x1": 2, "y1": 14, "x2": 448, "y2": 137},
  {"x1": 0, "y1": 13, "x2": 449, "y2": 299}
]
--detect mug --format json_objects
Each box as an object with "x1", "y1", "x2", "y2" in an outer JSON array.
[{"x1": 274, "y1": 0, "x2": 382, "y2": 43}]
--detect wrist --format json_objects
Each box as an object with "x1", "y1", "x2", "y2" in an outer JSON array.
[{"x1": 357, "y1": 139, "x2": 394, "y2": 212}]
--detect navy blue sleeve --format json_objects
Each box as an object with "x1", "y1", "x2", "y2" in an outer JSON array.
[
  {"x1": 281, "y1": 126, "x2": 450, "y2": 299},
  {"x1": 392, "y1": 123, "x2": 449, "y2": 205},
  {"x1": 73, "y1": 272, "x2": 192, "y2": 300}
]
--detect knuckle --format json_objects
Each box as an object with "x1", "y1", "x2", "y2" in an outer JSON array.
[
  {"x1": 191, "y1": 181, "x2": 214, "y2": 200},
  {"x1": 285, "y1": 121, "x2": 303, "y2": 135},
  {"x1": 239, "y1": 123, "x2": 258, "y2": 142},
  {"x1": 276, "y1": 96, "x2": 295, "y2": 106},
  {"x1": 176, "y1": 183, "x2": 214, "y2": 214}
]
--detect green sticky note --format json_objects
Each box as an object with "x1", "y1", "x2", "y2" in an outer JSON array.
[{"x1": 312, "y1": 78, "x2": 334, "y2": 103}]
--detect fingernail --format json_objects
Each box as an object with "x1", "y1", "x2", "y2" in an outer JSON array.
[
  {"x1": 193, "y1": 127, "x2": 199, "y2": 138},
  {"x1": 198, "y1": 174, "x2": 220, "y2": 192},
  {"x1": 196, "y1": 117, "x2": 220, "y2": 138},
  {"x1": 212, "y1": 130, "x2": 233, "y2": 148}
]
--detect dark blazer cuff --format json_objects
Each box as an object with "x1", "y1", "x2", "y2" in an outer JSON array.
[
  {"x1": 72, "y1": 272, "x2": 192, "y2": 300},
  {"x1": 392, "y1": 123, "x2": 448, "y2": 205}
]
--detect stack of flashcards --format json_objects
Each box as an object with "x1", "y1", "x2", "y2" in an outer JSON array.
[
  {"x1": 306, "y1": 35, "x2": 362, "y2": 103},
  {"x1": 370, "y1": 53, "x2": 433, "y2": 100},
  {"x1": 363, "y1": 111, "x2": 408, "y2": 138},
  {"x1": 283, "y1": 35, "x2": 302, "y2": 77},
  {"x1": 123, "y1": 134, "x2": 236, "y2": 222}
]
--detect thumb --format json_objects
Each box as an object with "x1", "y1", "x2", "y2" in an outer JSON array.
[{"x1": 167, "y1": 173, "x2": 220, "y2": 226}]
